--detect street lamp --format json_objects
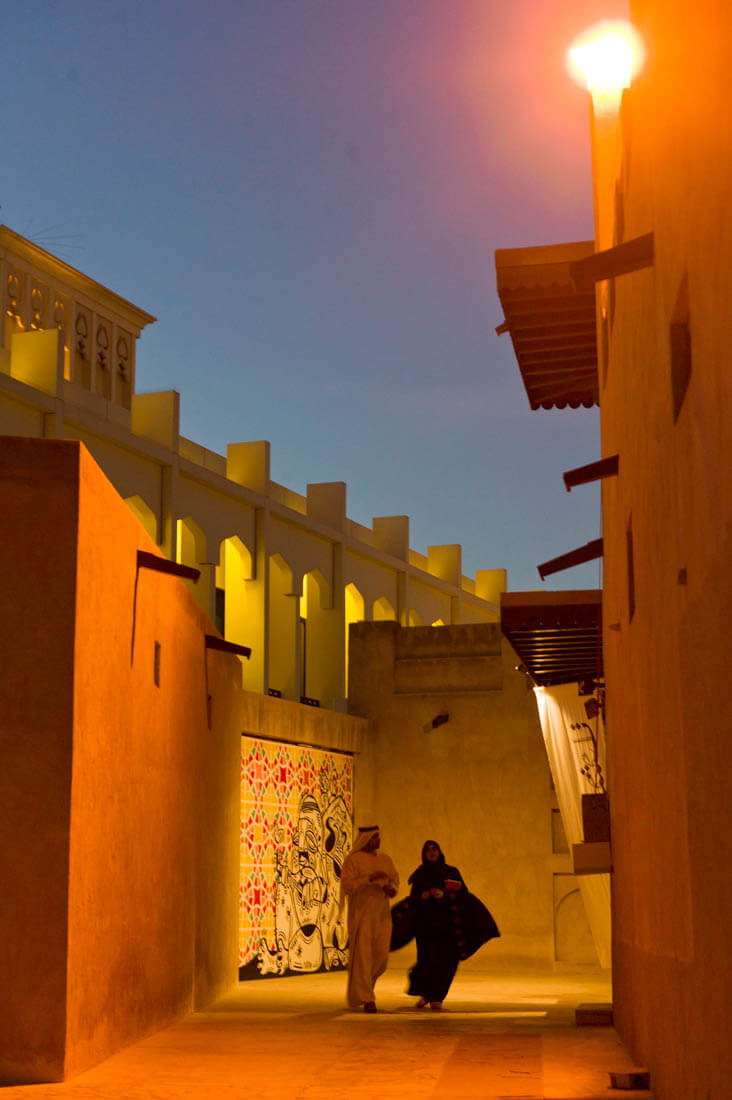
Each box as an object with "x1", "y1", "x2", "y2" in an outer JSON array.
[
  {"x1": 567, "y1": 20, "x2": 645, "y2": 117},
  {"x1": 566, "y1": 21, "x2": 645, "y2": 251}
]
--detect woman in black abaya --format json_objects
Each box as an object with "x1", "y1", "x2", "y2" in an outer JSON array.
[{"x1": 406, "y1": 840, "x2": 499, "y2": 1009}]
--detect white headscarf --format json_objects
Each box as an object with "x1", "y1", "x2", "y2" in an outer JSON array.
[
  {"x1": 349, "y1": 825, "x2": 380, "y2": 855},
  {"x1": 338, "y1": 826, "x2": 380, "y2": 913}
]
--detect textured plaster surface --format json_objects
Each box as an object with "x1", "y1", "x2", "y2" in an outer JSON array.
[
  {"x1": 0, "y1": 439, "x2": 242, "y2": 1084},
  {"x1": 0, "y1": 439, "x2": 80, "y2": 1082},
  {"x1": 598, "y1": 3, "x2": 732, "y2": 1097},
  {"x1": 65, "y1": 445, "x2": 241, "y2": 1077}
]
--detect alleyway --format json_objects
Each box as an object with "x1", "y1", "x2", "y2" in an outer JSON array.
[{"x1": 1, "y1": 963, "x2": 652, "y2": 1099}]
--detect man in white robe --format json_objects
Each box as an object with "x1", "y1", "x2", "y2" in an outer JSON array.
[{"x1": 340, "y1": 825, "x2": 399, "y2": 1012}]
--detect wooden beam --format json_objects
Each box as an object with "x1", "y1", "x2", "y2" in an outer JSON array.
[
  {"x1": 563, "y1": 454, "x2": 619, "y2": 492},
  {"x1": 569, "y1": 233, "x2": 654, "y2": 289},
  {"x1": 137, "y1": 549, "x2": 200, "y2": 583},
  {"x1": 537, "y1": 539, "x2": 604, "y2": 581},
  {"x1": 205, "y1": 634, "x2": 252, "y2": 659}
]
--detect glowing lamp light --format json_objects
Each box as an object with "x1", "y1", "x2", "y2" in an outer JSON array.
[{"x1": 567, "y1": 21, "x2": 644, "y2": 115}]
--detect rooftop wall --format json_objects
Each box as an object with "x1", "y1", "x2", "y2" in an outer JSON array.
[{"x1": 0, "y1": 248, "x2": 505, "y2": 710}]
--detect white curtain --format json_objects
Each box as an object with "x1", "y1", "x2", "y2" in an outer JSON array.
[{"x1": 534, "y1": 683, "x2": 612, "y2": 969}]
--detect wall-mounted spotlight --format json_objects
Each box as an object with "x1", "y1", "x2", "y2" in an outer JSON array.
[
  {"x1": 584, "y1": 697, "x2": 601, "y2": 720},
  {"x1": 423, "y1": 711, "x2": 449, "y2": 734},
  {"x1": 513, "y1": 663, "x2": 537, "y2": 691}
]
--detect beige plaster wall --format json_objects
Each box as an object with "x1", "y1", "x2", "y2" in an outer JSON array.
[
  {"x1": 0, "y1": 393, "x2": 45, "y2": 436},
  {"x1": 235, "y1": 689, "x2": 365, "y2": 754},
  {"x1": 348, "y1": 622, "x2": 556, "y2": 964},
  {"x1": 599, "y1": 4, "x2": 732, "y2": 1095},
  {"x1": 0, "y1": 438, "x2": 241, "y2": 1084}
]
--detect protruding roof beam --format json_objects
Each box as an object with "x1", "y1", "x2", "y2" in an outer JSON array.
[
  {"x1": 537, "y1": 539, "x2": 604, "y2": 581},
  {"x1": 569, "y1": 233, "x2": 654, "y2": 290},
  {"x1": 205, "y1": 635, "x2": 252, "y2": 659},
  {"x1": 563, "y1": 455, "x2": 619, "y2": 492},
  {"x1": 137, "y1": 549, "x2": 200, "y2": 583}
]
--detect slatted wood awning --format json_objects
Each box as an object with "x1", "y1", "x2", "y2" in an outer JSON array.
[
  {"x1": 501, "y1": 590, "x2": 602, "y2": 687},
  {"x1": 495, "y1": 241, "x2": 599, "y2": 410}
]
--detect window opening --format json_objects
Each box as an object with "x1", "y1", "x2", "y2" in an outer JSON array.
[
  {"x1": 626, "y1": 515, "x2": 635, "y2": 623},
  {"x1": 670, "y1": 274, "x2": 691, "y2": 422}
]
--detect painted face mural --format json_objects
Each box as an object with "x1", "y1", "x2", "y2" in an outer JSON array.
[
  {"x1": 240, "y1": 737, "x2": 352, "y2": 978},
  {"x1": 282, "y1": 793, "x2": 327, "y2": 971},
  {"x1": 320, "y1": 795, "x2": 351, "y2": 969}
]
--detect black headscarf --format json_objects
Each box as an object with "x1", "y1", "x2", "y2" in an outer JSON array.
[{"x1": 408, "y1": 840, "x2": 458, "y2": 891}]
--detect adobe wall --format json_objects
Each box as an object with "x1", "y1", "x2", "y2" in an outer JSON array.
[
  {"x1": 600, "y1": 3, "x2": 732, "y2": 1095},
  {"x1": 0, "y1": 440, "x2": 79, "y2": 1083},
  {"x1": 348, "y1": 622, "x2": 557, "y2": 963},
  {"x1": 0, "y1": 438, "x2": 242, "y2": 1083},
  {"x1": 234, "y1": 689, "x2": 365, "y2": 753}
]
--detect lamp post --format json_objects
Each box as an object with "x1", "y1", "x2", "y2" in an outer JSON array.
[{"x1": 567, "y1": 20, "x2": 645, "y2": 251}]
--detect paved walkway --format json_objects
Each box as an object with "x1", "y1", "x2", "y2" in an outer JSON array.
[{"x1": 2, "y1": 964, "x2": 653, "y2": 1099}]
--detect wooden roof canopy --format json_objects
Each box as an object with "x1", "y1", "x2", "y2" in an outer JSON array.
[
  {"x1": 501, "y1": 590, "x2": 602, "y2": 687},
  {"x1": 495, "y1": 241, "x2": 599, "y2": 410}
]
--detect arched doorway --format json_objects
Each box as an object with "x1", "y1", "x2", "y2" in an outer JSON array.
[{"x1": 344, "y1": 582, "x2": 365, "y2": 696}]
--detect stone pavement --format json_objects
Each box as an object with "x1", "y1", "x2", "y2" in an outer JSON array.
[{"x1": 1, "y1": 964, "x2": 653, "y2": 1099}]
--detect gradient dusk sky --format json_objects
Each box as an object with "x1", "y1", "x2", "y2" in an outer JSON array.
[{"x1": 3, "y1": 0, "x2": 631, "y2": 592}]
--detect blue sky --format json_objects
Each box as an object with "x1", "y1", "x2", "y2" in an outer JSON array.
[{"x1": 3, "y1": 0, "x2": 630, "y2": 590}]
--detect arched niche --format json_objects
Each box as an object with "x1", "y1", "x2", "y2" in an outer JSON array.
[
  {"x1": 301, "y1": 568, "x2": 330, "y2": 620},
  {"x1": 218, "y1": 534, "x2": 258, "y2": 690},
  {"x1": 554, "y1": 882, "x2": 599, "y2": 965},
  {"x1": 176, "y1": 515, "x2": 209, "y2": 616},
  {"x1": 344, "y1": 583, "x2": 365, "y2": 697},
  {"x1": 124, "y1": 494, "x2": 158, "y2": 543},
  {"x1": 300, "y1": 568, "x2": 334, "y2": 705},
  {"x1": 218, "y1": 534, "x2": 254, "y2": 590},
  {"x1": 408, "y1": 609, "x2": 424, "y2": 627},
  {"x1": 270, "y1": 552, "x2": 294, "y2": 588},
  {"x1": 269, "y1": 552, "x2": 297, "y2": 700},
  {"x1": 176, "y1": 515, "x2": 207, "y2": 567},
  {"x1": 373, "y1": 596, "x2": 397, "y2": 622}
]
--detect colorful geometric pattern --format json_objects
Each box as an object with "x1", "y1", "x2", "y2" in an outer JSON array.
[{"x1": 240, "y1": 736, "x2": 353, "y2": 975}]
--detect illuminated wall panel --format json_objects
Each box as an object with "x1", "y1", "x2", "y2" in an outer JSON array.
[{"x1": 239, "y1": 736, "x2": 353, "y2": 978}]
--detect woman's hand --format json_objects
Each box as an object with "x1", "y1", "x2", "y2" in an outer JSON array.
[
  {"x1": 430, "y1": 888, "x2": 444, "y2": 899},
  {"x1": 420, "y1": 889, "x2": 431, "y2": 900}
]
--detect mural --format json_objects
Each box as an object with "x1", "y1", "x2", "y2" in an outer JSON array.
[
  {"x1": 239, "y1": 736, "x2": 353, "y2": 978},
  {"x1": 570, "y1": 719, "x2": 607, "y2": 793}
]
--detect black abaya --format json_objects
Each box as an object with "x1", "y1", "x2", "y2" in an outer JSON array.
[{"x1": 404, "y1": 842, "x2": 499, "y2": 1004}]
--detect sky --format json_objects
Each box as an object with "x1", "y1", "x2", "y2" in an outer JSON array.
[{"x1": 3, "y1": 0, "x2": 631, "y2": 592}]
